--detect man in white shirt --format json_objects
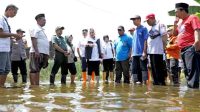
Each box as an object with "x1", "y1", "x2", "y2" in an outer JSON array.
[
  {"x1": 77, "y1": 29, "x2": 88, "y2": 82},
  {"x1": 85, "y1": 28, "x2": 103, "y2": 83},
  {"x1": 145, "y1": 13, "x2": 168, "y2": 85},
  {"x1": 0, "y1": 4, "x2": 22, "y2": 87},
  {"x1": 29, "y1": 13, "x2": 49, "y2": 85}
]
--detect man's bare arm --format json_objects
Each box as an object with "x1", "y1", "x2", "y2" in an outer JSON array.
[
  {"x1": 31, "y1": 37, "x2": 39, "y2": 53},
  {"x1": 53, "y1": 43, "x2": 66, "y2": 54},
  {"x1": 162, "y1": 34, "x2": 168, "y2": 49},
  {"x1": 194, "y1": 29, "x2": 200, "y2": 51},
  {"x1": 77, "y1": 48, "x2": 81, "y2": 58},
  {"x1": 0, "y1": 28, "x2": 22, "y2": 39}
]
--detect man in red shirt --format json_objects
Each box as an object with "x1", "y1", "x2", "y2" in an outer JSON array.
[{"x1": 173, "y1": 2, "x2": 200, "y2": 88}]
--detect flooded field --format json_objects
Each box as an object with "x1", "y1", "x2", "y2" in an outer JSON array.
[{"x1": 0, "y1": 81, "x2": 200, "y2": 112}]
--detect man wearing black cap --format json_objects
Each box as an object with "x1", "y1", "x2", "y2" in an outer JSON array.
[
  {"x1": 11, "y1": 29, "x2": 27, "y2": 83},
  {"x1": 173, "y1": 2, "x2": 200, "y2": 88},
  {"x1": 29, "y1": 13, "x2": 49, "y2": 85},
  {"x1": 114, "y1": 26, "x2": 132, "y2": 84}
]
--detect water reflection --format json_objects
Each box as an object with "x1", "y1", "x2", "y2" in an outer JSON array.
[{"x1": 0, "y1": 81, "x2": 199, "y2": 112}]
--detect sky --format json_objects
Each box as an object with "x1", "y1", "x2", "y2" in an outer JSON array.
[{"x1": 0, "y1": 0, "x2": 199, "y2": 46}]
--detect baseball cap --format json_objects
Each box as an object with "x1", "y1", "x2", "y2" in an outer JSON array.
[
  {"x1": 55, "y1": 26, "x2": 64, "y2": 31},
  {"x1": 130, "y1": 15, "x2": 141, "y2": 20},
  {"x1": 118, "y1": 26, "x2": 125, "y2": 31},
  {"x1": 145, "y1": 13, "x2": 155, "y2": 21},
  {"x1": 128, "y1": 28, "x2": 135, "y2": 31},
  {"x1": 16, "y1": 28, "x2": 25, "y2": 33}
]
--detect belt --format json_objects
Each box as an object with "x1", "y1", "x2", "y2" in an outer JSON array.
[{"x1": 181, "y1": 45, "x2": 192, "y2": 52}]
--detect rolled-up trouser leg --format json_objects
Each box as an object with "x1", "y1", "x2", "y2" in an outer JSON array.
[
  {"x1": 132, "y1": 56, "x2": 140, "y2": 82},
  {"x1": 142, "y1": 71, "x2": 148, "y2": 82},
  {"x1": 182, "y1": 46, "x2": 200, "y2": 88}
]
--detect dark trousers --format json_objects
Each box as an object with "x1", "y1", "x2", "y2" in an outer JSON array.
[
  {"x1": 81, "y1": 57, "x2": 87, "y2": 72},
  {"x1": 11, "y1": 59, "x2": 27, "y2": 82},
  {"x1": 181, "y1": 46, "x2": 200, "y2": 88},
  {"x1": 103, "y1": 58, "x2": 114, "y2": 80},
  {"x1": 115, "y1": 59, "x2": 130, "y2": 83},
  {"x1": 149, "y1": 54, "x2": 166, "y2": 85},
  {"x1": 11, "y1": 60, "x2": 27, "y2": 76},
  {"x1": 87, "y1": 61, "x2": 100, "y2": 76},
  {"x1": 51, "y1": 52, "x2": 68, "y2": 76},
  {"x1": 132, "y1": 56, "x2": 148, "y2": 82}
]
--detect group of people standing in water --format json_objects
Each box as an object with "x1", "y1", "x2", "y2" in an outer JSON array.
[{"x1": 0, "y1": 2, "x2": 200, "y2": 89}]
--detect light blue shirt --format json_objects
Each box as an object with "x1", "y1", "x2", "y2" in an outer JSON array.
[
  {"x1": 114, "y1": 34, "x2": 132, "y2": 61},
  {"x1": 132, "y1": 25, "x2": 148, "y2": 56}
]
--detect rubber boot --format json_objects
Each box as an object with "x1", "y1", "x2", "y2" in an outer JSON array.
[
  {"x1": 50, "y1": 74, "x2": 55, "y2": 85},
  {"x1": 13, "y1": 74, "x2": 18, "y2": 83},
  {"x1": 82, "y1": 72, "x2": 87, "y2": 82},
  {"x1": 22, "y1": 75, "x2": 27, "y2": 83},
  {"x1": 172, "y1": 75, "x2": 179, "y2": 85},
  {"x1": 91, "y1": 71, "x2": 95, "y2": 81},
  {"x1": 61, "y1": 75, "x2": 67, "y2": 84}
]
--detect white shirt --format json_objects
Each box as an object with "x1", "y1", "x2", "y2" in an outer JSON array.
[
  {"x1": 0, "y1": 15, "x2": 10, "y2": 52},
  {"x1": 87, "y1": 37, "x2": 103, "y2": 61},
  {"x1": 147, "y1": 21, "x2": 167, "y2": 54},
  {"x1": 29, "y1": 24, "x2": 49, "y2": 55},
  {"x1": 77, "y1": 37, "x2": 88, "y2": 57},
  {"x1": 102, "y1": 42, "x2": 114, "y2": 59},
  {"x1": 66, "y1": 43, "x2": 75, "y2": 63}
]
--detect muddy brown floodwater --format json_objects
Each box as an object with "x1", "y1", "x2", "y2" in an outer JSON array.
[{"x1": 0, "y1": 81, "x2": 200, "y2": 112}]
